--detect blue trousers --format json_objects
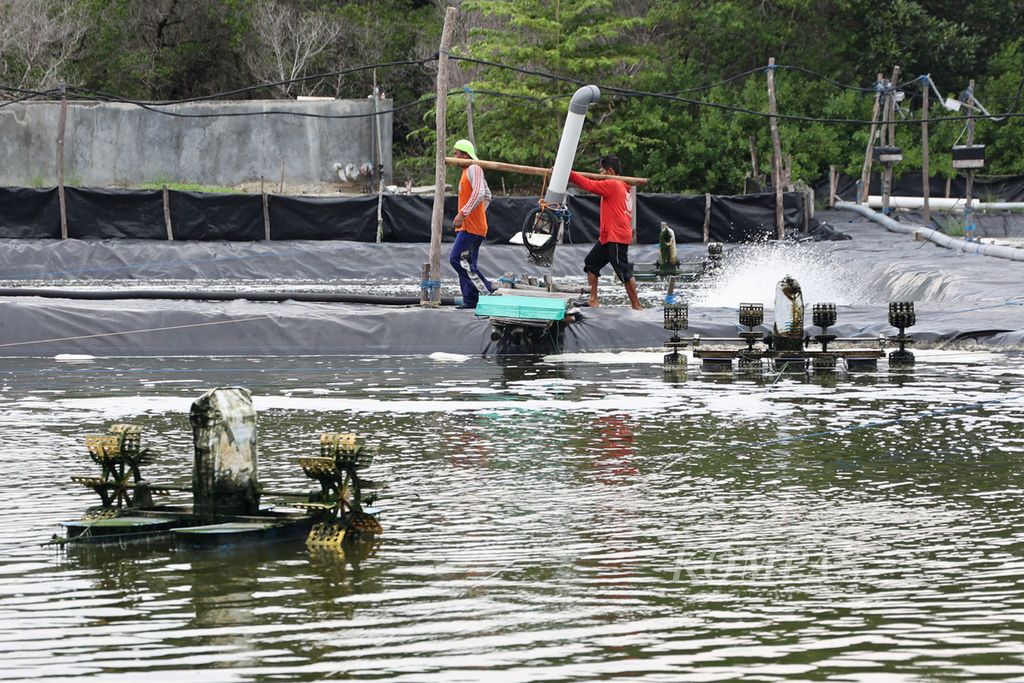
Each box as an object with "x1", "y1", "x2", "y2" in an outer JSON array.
[{"x1": 449, "y1": 231, "x2": 492, "y2": 307}]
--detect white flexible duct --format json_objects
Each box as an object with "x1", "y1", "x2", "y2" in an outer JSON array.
[
  {"x1": 543, "y1": 85, "x2": 600, "y2": 206},
  {"x1": 836, "y1": 201, "x2": 1024, "y2": 262}
]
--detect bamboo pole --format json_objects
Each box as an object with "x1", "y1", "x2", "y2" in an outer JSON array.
[
  {"x1": 630, "y1": 185, "x2": 638, "y2": 244},
  {"x1": 859, "y1": 73, "x2": 884, "y2": 204},
  {"x1": 57, "y1": 83, "x2": 68, "y2": 240},
  {"x1": 373, "y1": 75, "x2": 386, "y2": 243},
  {"x1": 163, "y1": 185, "x2": 173, "y2": 240},
  {"x1": 766, "y1": 57, "x2": 784, "y2": 240},
  {"x1": 465, "y1": 87, "x2": 475, "y2": 147},
  {"x1": 921, "y1": 74, "x2": 931, "y2": 228},
  {"x1": 964, "y1": 78, "x2": 976, "y2": 240},
  {"x1": 882, "y1": 66, "x2": 901, "y2": 215},
  {"x1": 703, "y1": 192, "x2": 711, "y2": 243},
  {"x1": 444, "y1": 156, "x2": 648, "y2": 186},
  {"x1": 829, "y1": 165, "x2": 838, "y2": 208},
  {"x1": 426, "y1": 6, "x2": 457, "y2": 306}
]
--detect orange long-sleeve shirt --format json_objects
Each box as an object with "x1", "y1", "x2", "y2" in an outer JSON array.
[{"x1": 568, "y1": 171, "x2": 633, "y2": 244}]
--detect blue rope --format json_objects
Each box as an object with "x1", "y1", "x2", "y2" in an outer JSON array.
[{"x1": 420, "y1": 278, "x2": 441, "y2": 295}]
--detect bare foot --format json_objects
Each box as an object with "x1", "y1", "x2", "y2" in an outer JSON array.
[
  {"x1": 631, "y1": 304, "x2": 644, "y2": 311},
  {"x1": 588, "y1": 298, "x2": 600, "y2": 308}
]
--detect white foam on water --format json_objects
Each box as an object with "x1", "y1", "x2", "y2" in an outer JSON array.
[
  {"x1": 54, "y1": 354, "x2": 96, "y2": 362},
  {"x1": 429, "y1": 352, "x2": 471, "y2": 362},
  {"x1": 693, "y1": 242, "x2": 867, "y2": 308},
  {"x1": 546, "y1": 351, "x2": 671, "y2": 365}
]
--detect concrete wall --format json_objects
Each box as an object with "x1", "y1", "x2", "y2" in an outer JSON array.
[{"x1": 0, "y1": 99, "x2": 392, "y2": 188}]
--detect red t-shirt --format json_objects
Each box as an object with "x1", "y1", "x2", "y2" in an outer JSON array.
[{"x1": 568, "y1": 171, "x2": 633, "y2": 244}]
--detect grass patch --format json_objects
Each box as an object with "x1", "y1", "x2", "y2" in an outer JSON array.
[
  {"x1": 935, "y1": 214, "x2": 965, "y2": 236},
  {"x1": 136, "y1": 181, "x2": 237, "y2": 194}
]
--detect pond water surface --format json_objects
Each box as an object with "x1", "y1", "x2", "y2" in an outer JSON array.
[{"x1": 0, "y1": 352, "x2": 1022, "y2": 682}]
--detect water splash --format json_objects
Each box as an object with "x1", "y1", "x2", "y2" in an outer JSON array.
[{"x1": 692, "y1": 242, "x2": 868, "y2": 308}]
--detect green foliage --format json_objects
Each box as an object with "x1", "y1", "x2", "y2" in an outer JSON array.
[{"x1": 5, "y1": 0, "x2": 1024, "y2": 192}]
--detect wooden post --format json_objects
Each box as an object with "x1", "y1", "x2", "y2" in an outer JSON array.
[
  {"x1": 630, "y1": 185, "x2": 638, "y2": 244},
  {"x1": 886, "y1": 67, "x2": 900, "y2": 147},
  {"x1": 162, "y1": 185, "x2": 173, "y2": 240},
  {"x1": 921, "y1": 74, "x2": 931, "y2": 228},
  {"x1": 426, "y1": 6, "x2": 457, "y2": 306},
  {"x1": 373, "y1": 81, "x2": 386, "y2": 243},
  {"x1": 262, "y1": 191, "x2": 271, "y2": 240},
  {"x1": 465, "y1": 87, "x2": 476, "y2": 147},
  {"x1": 419, "y1": 263, "x2": 431, "y2": 304},
  {"x1": 56, "y1": 83, "x2": 68, "y2": 240},
  {"x1": 881, "y1": 66, "x2": 900, "y2": 215},
  {"x1": 703, "y1": 192, "x2": 711, "y2": 243},
  {"x1": 766, "y1": 58, "x2": 784, "y2": 240},
  {"x1": 964, "y1": 78, "x2": 976, "y2": 238},
  {"x1": 859, "y1": 73, "x2": 884, "y2": 204},
  {"x1": 748, "y1": 135, "x2": 759, "y2": 180},
  {"x1": 828, "y1": 165, "x2": 838, "y2": 208}
]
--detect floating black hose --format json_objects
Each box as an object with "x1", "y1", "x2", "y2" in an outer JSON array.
[{"x1": 0, "y1": 288, "x2": 458, "y2": 306}]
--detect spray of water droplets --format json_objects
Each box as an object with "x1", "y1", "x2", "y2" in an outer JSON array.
[{"x1": 690, "y1": 241, "x2": 868, "y2": 309}]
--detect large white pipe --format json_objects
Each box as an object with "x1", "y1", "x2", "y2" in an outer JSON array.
[
  {"x1": 543, "y1": 85, "x2": 600, "y2": 206},
  {"x1": 837, "y1": 200, "x2": 1024, "y2": 262},
  {"x1": 866, "y1": 195, "x2": 1024, "y2": 211}
]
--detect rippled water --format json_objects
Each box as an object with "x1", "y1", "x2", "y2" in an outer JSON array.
[{"x1": 1, "y1": 352, "x2": 1023, "y2": 682}]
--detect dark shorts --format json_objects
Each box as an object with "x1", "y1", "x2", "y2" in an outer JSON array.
[{"x1": 584, "y1": 241, "x2": 633, "y2": 282}]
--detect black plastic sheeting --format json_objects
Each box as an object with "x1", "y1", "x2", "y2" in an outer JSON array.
[
  {"x1": 1, "y1": 209, "x2": 1023, "y2": 356},
  {"x1": 66, "y1": 187, "x2": 166, "y2": 240},
  {"x1": 819, "y1": 171, "x2": 1024, "y2": 204},
  {"x1": 270, "y1": 194, "x2": 378, "y2": 242},
  {"x1": 0, "y1": 186, "x2": 809, "y2": 244},
  {"x1": 0, "y1": 187, "x2": 61, "y2": 238}
]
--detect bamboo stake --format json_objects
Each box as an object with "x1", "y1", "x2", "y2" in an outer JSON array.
[
  {"x1": 444, "y1": 157, "x2": 648, "y2": 186},
  {"x1": 427, "y1": 6, "x2": 457, "y2": 306},
  {"x1": 921, "y1": 75, "x2": 931, "y2": 228},
  {"x1": 163, "y1": 185, "x2": 173, "y2": 240},
  {"x1": 465, "y1": 87, "x2": 475, "y2": 147},
  {"x1": 766, "y1": 58, "x2": 784, "y2": 240},
  {"x1": 57, "y1": 83, "x2": 68, "y2": 240},
  {"x1": 859, "y1": 73, "x2": 884, "y2": 204},
  {"x1": 964, "y1": 78, "x2": 976, "y2": 239}
]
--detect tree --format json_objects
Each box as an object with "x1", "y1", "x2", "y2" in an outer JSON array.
[
  {"x1": 0, "y1": 0, "x2": 89, "y2": 91},
  {"x1": 241, "y1": 0, "x2": 343, "y2": 98}
]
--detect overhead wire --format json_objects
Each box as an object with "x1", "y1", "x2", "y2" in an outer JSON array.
[{"x1": 4, "y1": 55, "x2": 1024, "y2": 127}]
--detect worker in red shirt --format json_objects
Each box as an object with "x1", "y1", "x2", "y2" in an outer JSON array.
[
  {"x1": 568, "y1": 154, "x2": 643, "y2": 310},
  {"x1": 449, "y1": 139, "x2": 493, "y2": 309}
]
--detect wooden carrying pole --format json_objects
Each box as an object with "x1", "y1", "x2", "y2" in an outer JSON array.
[
  {"x1": 766, "y1": 57, "x2": 784, "y2": 240},
  {"x1": 444, "y1": 156, "x2": 648, "y2": 186},
  {"x1": 426, "y1": 6, "x2": 457, "y2": 306}
]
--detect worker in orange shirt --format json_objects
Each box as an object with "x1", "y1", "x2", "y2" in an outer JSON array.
[
  {"x1": 568, "y1": 154, "x2": 643, "y2": 310},
  {"x1": 449, "y1": 139, "x2": 493, "y2": 309}
]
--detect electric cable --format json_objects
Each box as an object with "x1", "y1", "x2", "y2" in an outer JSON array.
[{"x1": 449, "y1": 55, "x2": 1024, "y2": 126}]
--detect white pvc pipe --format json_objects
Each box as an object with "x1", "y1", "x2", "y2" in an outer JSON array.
[
  {"x1": 836, "y1": 201, "x2": 1024, "y2": 262},
  {"x1": 544, "y1": 85, "x2": 600, "y2": 206},
  {"x1": 866, "y1": 195, "x2": 1024, "y2": 211}
]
